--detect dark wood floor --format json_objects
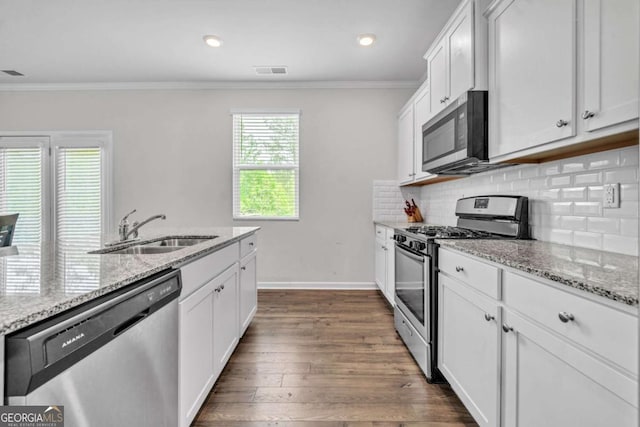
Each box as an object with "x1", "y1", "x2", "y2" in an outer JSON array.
[{"x1": 193, "y1": 290, "x2": 477, "y2": 427}]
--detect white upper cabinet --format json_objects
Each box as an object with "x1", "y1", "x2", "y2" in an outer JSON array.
[
  {"x1": 413, "y1": 85, "x2": 432, "y2": 182},
  {"x1": 487, "y1": 0, "x2": 576, "y2": 159},
  {"x1": 397, "y1": 104, "x2": 415, "y2": 184},
  {"x1": 583, "y1": 0, "x2": 639, "y2": 132},
  {"x1": 427, "y1": 40, "x2": 449, "y2": 114},
  {"x1": 426, "y1": 0, "x2": 481, "y2": 117},
  {"x1": 486, "y1": 0, "x2": 639, "y2": 161}
]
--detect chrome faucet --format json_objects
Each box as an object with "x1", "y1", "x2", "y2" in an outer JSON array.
[{"x1": 118, "y1": 209, "x2": 166, "y2": 241}]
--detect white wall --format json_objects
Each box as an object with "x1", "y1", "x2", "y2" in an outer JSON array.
[
  {"x1": 415, "y1": 146, "x2": 639, "y2": 256},
  {"x1": 0, "y1": 88, "x2": 412, "y2": 284}
]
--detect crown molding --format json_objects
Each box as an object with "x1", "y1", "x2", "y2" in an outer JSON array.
[{"x1": 0, "y1": 80, "x2": 420, "y2": 92}]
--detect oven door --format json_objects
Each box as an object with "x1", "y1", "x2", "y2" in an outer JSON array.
[{"x1": 394, "y1": 244, "x2": 430, "y2": 341}]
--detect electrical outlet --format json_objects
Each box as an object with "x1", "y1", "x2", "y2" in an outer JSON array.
[{"x1": 603, "y1": 183, "x2": 620, "y2": 208}]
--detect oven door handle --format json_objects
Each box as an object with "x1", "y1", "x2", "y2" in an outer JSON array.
[{"x1": 395, "y1": 244, "x2": 426, "y2": 263}]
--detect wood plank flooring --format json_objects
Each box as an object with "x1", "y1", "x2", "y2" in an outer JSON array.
[{"x1": 192, "y1": 290, "x2": 477, "y2": 427}]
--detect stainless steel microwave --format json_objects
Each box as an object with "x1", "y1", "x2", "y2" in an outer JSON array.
[{"x1": 422, "y1": 90, "x2": 502, "y2": 175}]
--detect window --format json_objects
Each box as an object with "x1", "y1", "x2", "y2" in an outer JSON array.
[
  {"x1": 232, "y1": 110, "x2": 300, "y2": 220},
  {"x1": 0, "y1": 133, "x2": 112, "y2": 293}
]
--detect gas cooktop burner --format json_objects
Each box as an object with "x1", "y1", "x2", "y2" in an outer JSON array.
[{"x1": 404, "y1": 225, "x2": 504, "y2": 239}]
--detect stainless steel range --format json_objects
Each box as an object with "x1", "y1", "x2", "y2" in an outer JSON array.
[{"x1": 393, "y1": 195, "x2": 529, "y2": 382}]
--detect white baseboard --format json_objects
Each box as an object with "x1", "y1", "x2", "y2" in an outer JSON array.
[{"x1": 258, "y1": 281, "x2": 377, "y2": 290}]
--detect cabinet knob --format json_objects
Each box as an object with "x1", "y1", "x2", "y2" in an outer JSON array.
[
  {"x1": 556, "y1": 119, "x2": 569, "y2": 128},
  {"x1": 484, "y1": 313, "x2": 495, "y2": 322},
  {"x1": 241, "y1": 266, "x2": 246, "y2": 270},
  {"x1": 502, "y1": 323, "x2": 514, "y2": 333},
  {"x1": 455, "y1": 266, "x2": 464, "y2": 272},
  {"x1": 249, "y1": 242, "x2": 254, "y2": 246},
  {"x1": 221, "y1": 284, "x2": 225, "y2": 290},
  {"x1": 558, "y1": 312, "x2": 575, "y2": 323},
  {"x1": 444, "y1": 96, "x2": 449, "y2": 102},
  {"x1": 582, "y1": 110, "x2": 595, "y2": 120},
  {"x1": 214, "y1": 287, "x2": 221, "y2": 293}
]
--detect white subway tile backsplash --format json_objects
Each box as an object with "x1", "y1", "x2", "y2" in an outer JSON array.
[
  {"x1": 548, "y1": 175, "x2": 572, "y2": 187},
  {"x1": 561, "y1": 187, "x2": 587, "y2": 200},
  {"x1": 620, "y1": 218, "x2": 639, "y2": 237},
  {"x1": 574, "y1": 172, "x2": 602, "y2": 185},
  {"x1": 410, "y1": 145, "x2": 638, "y2": 256},
  {"x1": 603, "y1": 234, "x2": 638, "y2": 256},
  {"x1": 587, "y1": 217, "x2": 619, "y2": 234},
  {"x1": 573, "y1": 231, "x2": 603, "y2": 250},
  {"x1": 573, "y1": 201, "x2": 601, "y2": 216},
  {"x1": 604, "y1": 167, "x2": 637, "y2": 184},
  {"x1": 560, "y1": 216, "x2": 587, "y2": 231}
]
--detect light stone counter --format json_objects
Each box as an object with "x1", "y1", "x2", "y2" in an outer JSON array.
[
  {"x1": 0, "y1": 227, "x2": 259, "y2": 335},
  {"x1": 438, "y1": 239, "x2": 638, "y2": 307}
]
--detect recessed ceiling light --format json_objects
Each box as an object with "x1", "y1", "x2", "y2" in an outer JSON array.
[
  {"x1": 357, "y1": 34, "x2": 376, "y2": 47},
  {"x1": 203, "y1": 35, "x2": 223, "y2": 48}
]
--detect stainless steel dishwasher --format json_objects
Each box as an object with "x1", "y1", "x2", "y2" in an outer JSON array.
[{"x1": 4, "y1": 269, "x2": 181, "y2": 427}]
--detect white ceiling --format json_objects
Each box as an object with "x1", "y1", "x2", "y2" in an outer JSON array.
[{"x1": 0, "y1": 0, "x2": 460, "y2": 86}]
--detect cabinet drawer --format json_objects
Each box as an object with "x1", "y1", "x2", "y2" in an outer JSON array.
[
  {"x1": 180, "y1": 243, "x2": 238, "y2": 299},
  {"x1": 503, "y1": 271, "x2": 638, "y2": 375},
  {"x1": 375, "y1": 225, "x2": 387, "y2": 242},
  {"x1": 438, "y1": 248, "x2": 500, "y2": 299},
  {"x1": 240, "y1": 234, "x2": 257, "y2": 258}
]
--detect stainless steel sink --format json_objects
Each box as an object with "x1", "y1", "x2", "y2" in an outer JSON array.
[
  {"x1": 90, "y1": 235, "x2": 218, "y2": 255},
  {"x1": 142, "y1": 237, "x2": 216, "y2": 247},
  {"x1": 105, "y1": 246, "x2": 183, "y2": 255}
]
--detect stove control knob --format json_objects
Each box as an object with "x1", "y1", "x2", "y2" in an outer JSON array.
[
  {"x1": 394, "y1": 235, "x2": 406, "y2": 243},
  {"x1": 415, "y1": 241, "x2": 426, "y2": 251}
]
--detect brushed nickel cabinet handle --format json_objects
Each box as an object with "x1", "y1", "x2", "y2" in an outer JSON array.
[
  {"x1": 558, "y1": 312, "x2": 575, "y2": 323},
  {"x1": 502, "y1": 324, "x2": 514, "y2": 333},
  {"x1": 556, "y1": 119, "x2": 569, "y2": 127},
  {"x1": 582, "y1": 110, "x2": 595, "y2": 120},
  {"x1": 484, "y1": 313, "x2": 495, "y2": 322},
  {"x1": 455, "y1": 266, "x2": 464, "y2": 272}
]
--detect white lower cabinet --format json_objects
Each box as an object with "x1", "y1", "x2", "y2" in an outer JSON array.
[
  {"x1": 178, "y1": 233, "x2": 259, "y2": 427},
  {"x1": 502, "y1": 310, "x2": 638, "y2": 427},
  {"x1": 438, "y1": 274, "x2": 500, "y2": 427},
  {"x1": 212, "y1": 265, "x2": 239, "y2": 378},
  {"x1": 438, "y1": 247, "x2": 638, "y2": 427},
  {"x1": 239, "y1": 251, "x2": 257, "y2": 336},
  {"x1": 374, "y1": 225, "x2": 395, "y2": 306},
  {"x1": 179, "y1": 277, "x2": 216, "y2": 426}
]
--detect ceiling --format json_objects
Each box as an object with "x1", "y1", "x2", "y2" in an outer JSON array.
[{"x1": 0, "y1": 0, "x2": 460, "y2": 86}]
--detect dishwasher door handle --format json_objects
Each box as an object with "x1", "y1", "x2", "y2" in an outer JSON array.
[{"x1": 113, "y1": 308, "x2": 150, "y2": 337}]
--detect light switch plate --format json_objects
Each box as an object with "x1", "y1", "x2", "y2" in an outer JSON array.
[{"x1": 603, "y1": 183, "x2": 620, "y2": 208}]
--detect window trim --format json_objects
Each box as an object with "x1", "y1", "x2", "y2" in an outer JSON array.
[
  {"x1": 0, "y1": 131, "x2": 113, "y2": 238},
  {"x1": 231, "y1": 111, "x2": 300, "y2": 221}
]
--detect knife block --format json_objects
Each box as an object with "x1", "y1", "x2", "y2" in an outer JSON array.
[{"x1": 406, "y1": 206, "x2": 423, "y2": 223}]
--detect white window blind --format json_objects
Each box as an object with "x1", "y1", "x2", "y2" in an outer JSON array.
[
  {"x1": 232, "y1": 112, "x2": 300, "y2": 219},
  {"x1": 0, "y1": 140, "x2": 46, "y2": 243}
]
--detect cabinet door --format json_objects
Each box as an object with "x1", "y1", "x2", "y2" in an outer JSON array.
[
  {"x1": 447, "y1": 0, "x2": 474, "y2": 103},
  {"x1": 428, "y1": 40, "x2": 449, "y2": 115},
  {"x1": 489, "y1": 0, "x2": 576, "y2": 158},
  {"x1": 384, "y1": 232, "x2": 395, "y2": 306},
  {"x1": 583, "y1": 0, "x2": 639, "y2": 131},
  {"x1": 502, "y1": 310, "x2": 638, "y2": 427},
  {"x1": 397, "y1": 105, "x2": 415, "y2": 184},
  {"x1": 213, "y1": 266, "x2": 239, "y2": 378},
  {"x1": 374, "y1": 240, "x2": 387, "y2": 294},
  {"x1": 179, "y1": 280, "x2": 216, "y2": 427},
  {"x1": 239, "y1": 252, "x2": 257, "y2": 336},
  {"x1": 438, "y1": 274, "x2": 500, "y2": 427},
  {"x1": 413, "y1": 86, "x2": 434, "y2": 182}
]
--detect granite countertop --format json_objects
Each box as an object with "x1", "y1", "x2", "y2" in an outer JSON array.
[
  {"x1": 438, "y1": 239, "x2": 639, "y2": 307},
  {"x1": 0, "y1": 226, "x2": 259, "y2": 335}
]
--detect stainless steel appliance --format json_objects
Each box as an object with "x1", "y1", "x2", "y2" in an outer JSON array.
[
  {"x1": 421, "y1": 90, "x2": 505, "y2": 175},
  {"x1": 393, "y1": 195, "x2": 529, "y2": 382},
  {"x1": 5, "y1": 269, "x2": 181, "y2": 427}
]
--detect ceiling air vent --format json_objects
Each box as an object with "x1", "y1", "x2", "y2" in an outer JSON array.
[
  {"x1": 2, "y1": 70, "x2": 24, "y2": 76},
  {"x1": 254, "y1": 66, "x2": 288, "y2": 76}
]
